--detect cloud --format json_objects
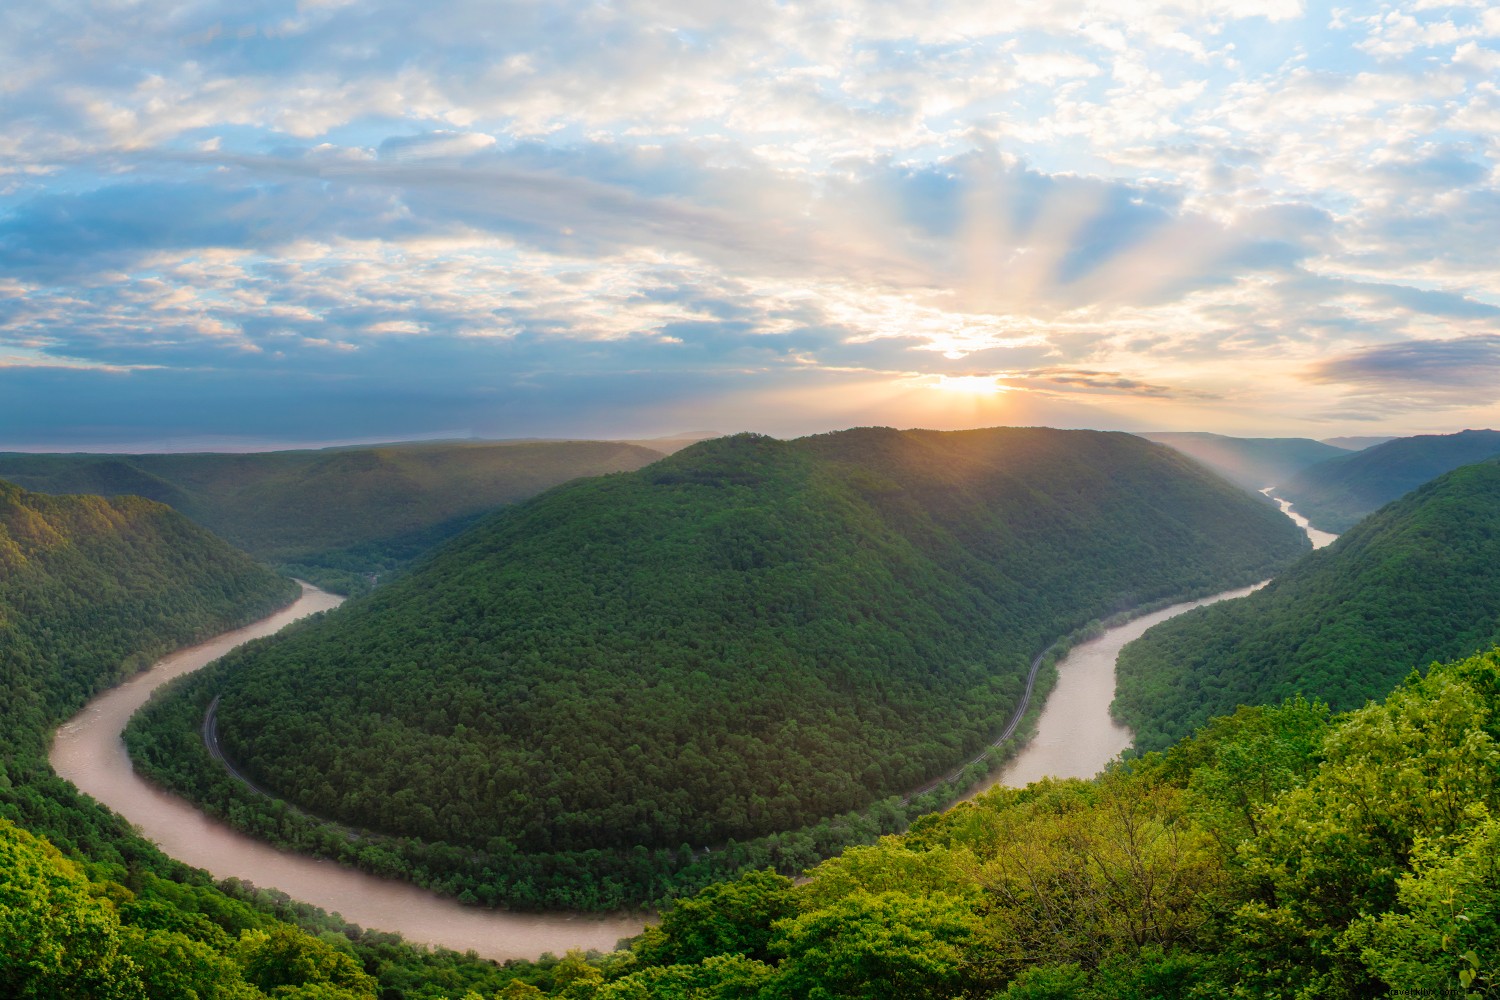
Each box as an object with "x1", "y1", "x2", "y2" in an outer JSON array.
[
  {"x1": 3, "y1": 0, "x2": 1500, "y2": 444},
  {"x1": 1005, "y1": 368, "x2": 1214, "y2": 399},
  {"x1": 1307, "y1": 335, "x2": 1500, "y2": 404}
]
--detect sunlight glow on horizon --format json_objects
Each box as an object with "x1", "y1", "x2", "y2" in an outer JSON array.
[{"x1": 933, "y1": 374, "x2": 1009, "y2": 396}]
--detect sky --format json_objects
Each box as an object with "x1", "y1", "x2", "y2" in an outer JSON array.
[{"x1": 3, "y1": 0, "x2": 1500, "y2": 450}]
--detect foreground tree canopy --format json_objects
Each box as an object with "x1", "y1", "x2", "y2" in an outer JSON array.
[
  {"x1": 1116, "y1": 457, "x2": 1500, "y2": 751},
  {"x1": 132, "y1": 426, "x2": 1306, "y2": 905}
]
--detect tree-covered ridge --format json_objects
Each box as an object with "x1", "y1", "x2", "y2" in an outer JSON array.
[
  {"x1": 1278, "y1": 427, "x2": 1500, "y2": 533},
  {"x1": 502, "y1": 647, "x2": 1500, "y2": 999},
  {"x1": 135, "y1": 426, "x2": 1306, "y2": 906},
  {"x1": 1114, "y1": 457, "x2": 1500, "y2": 752},
  {"x1": 1138, "y1": 431, "x2": 1350, "y2": 492},
  {"x1": 0, "y1": 440, "x2": 663, "y2": 592},
  {"x1": 0, "y1": 480, "x2": 299, "y2": 732}
]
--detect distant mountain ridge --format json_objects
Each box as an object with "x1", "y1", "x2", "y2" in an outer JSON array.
[
  {"x1": 1320, "y1": 435, "x2": 1395, "y2": 451},
  {"x1": 130, "y1": 425, "x2": 1308, "y2": 908},
  {"x1": 1115, "y1": 457, "x2": 1500, "y2": 751},
  {"x1": 1138, "y1": 431, "x2": 1350, "y2": 491},
  {"x1": 1278, "y1": 428, "x2": 1500, "y2": 532},
  {"x1": 0, "y1": 440, "x2": 663, "y2": 591}
]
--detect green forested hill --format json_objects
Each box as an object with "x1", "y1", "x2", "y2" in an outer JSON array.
[
  {"x1": 132, "y1": 426, "x2": 1306, "y2": 907},
  {"x1": 0, "y1": 440, "x2": 663, "y2": 592},
  {"x1": 1278, "y1": 427, "x2": 1500, "y2": 532},
  {"x1": 0, "y1": 480, "x2": 300, "y2": 737},
  {"x1": 1138, "y1": 431, "x2": 1349, "y2": 491},
  {"x1": 1115, "y1": 458, "x2": 1500, "y2": 752}
]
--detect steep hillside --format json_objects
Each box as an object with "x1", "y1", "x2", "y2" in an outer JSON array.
[
  {"x1": 131, "y1": 426, "x2": 1306, "y2": 907},
  {"x1": 0, "y1": 440, "x2": 663, "y2": 591},
  {"x1": 1139, "y1": 431, "x2": 1349, "y2": 491},
  {"x1": 1279, "y1": 427, "x2": 1500, "y2": 532},
  {"x1": 1115, "y1": 458, "x2": 1500, "y2": 751},
  {"x1": 0, "y1": 480, "x2": 299, "y2": 735}
]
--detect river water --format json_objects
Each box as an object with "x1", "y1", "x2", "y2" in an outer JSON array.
[
  {"x1": 971, "y1": 492, "x2": 1335, "y2": 793},
  {"x1": 49, "y1": 584, "x2": 644, "y2": 961},
  {"x1": 49, "y1": 495, "x2": 1332, "y2": 957}
]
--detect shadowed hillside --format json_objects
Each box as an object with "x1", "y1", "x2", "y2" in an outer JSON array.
[
  {"x1": 0, "y1": 440, "x2": 663, "y2": 592},
  {"x1": 1115, "y1": 457, "x2": 1500, "y2": 751}
]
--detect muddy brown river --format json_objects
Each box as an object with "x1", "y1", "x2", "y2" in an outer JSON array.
[
  {"x1": 49, "y1": 584, "x2": 644, "y2": 961},
  {"x1": 49, "y1": 495, "x2": 1331, "y2": 956}
]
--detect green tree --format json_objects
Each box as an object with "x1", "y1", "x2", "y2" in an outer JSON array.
[
  {"x1": 769, "y1": 890, "x2": 987, "y2": 1000},
  {"x1": 0, "y1": 820, "x2": 144, "y2": 1000},
  {"x1": 235, "y1": 925, "x2": 377, "y2": 999}
]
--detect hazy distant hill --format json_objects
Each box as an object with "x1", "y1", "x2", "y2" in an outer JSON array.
[
  {"x1": 0, "y1": 440, "x2": 663, "y2": 591},
  {"x1": 1115, "y1": 458, "x2": 1500, "y2": 751},
  {"x1": 132, "y1": 426, "x2": 1306, "y2": 907},
  {"x1": 1321, "y1": 435, "x2": 1395, "y2": 451},
  {"x1": 1138, "y1": 431, "x2": 1349, "y2": 491},
  {"x1": 1278, "y1": 428, "x2": 1500, "y2": 532}
]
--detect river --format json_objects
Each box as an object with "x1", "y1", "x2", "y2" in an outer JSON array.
[
  {"x1": 49, "y1": 494, "x2": 1331, "y2": 957},
  {"x1": 970, "y1": 492, "x2": 1335, "y2": 793},
  {"x1": 49, "y1": 583, "x2": 644, "y2": 961}
]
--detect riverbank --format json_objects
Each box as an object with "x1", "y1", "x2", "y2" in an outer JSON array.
[
  {"x1": 49, "y1": 582, "x2": 644, "y2": 961},
  {"x1": 967, "y1": 492, "x2": 1336, "y2": 794}
]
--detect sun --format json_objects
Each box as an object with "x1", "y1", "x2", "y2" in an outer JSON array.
[{"x1": 933, "y1": 374, "x2": 1007, "y2": 396}]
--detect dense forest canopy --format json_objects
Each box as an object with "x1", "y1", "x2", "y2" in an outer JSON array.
[
  {"x1": 132, "y1": 426, "x2": 1307, "y2": 906},
  {"x1": 1278, "y1": 427, "x2": 1500, "y2": 533},
  {"x1": 1115, "y1": 457, "x2": 1500, "y2": 752},
  {"x1": 0, "y1": 440, "x2": 663, "y2": 593},
  {"x1": 1137, "y1": 431, "x2": 1349, "y2": 491}
]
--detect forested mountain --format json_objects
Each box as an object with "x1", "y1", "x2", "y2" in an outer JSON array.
[
  {"x1": 497, "y1": 647, "x2": 1500, "y2": 998},
  {"x1": 1138, "y1": 431, "x2": 1349, "y2": 491},
  {"x1": 130, "y1": 426, "x2": 1307, "y2": 907},
  {"x1": 1114, "y1": 458, "x2": 1500, "y2": 752},
  {"x1": 0, "y1": 440, "x2": 663, "y2": 593},
  {"x1": 1278, "y1": 427, "x2": 1500, "y2": 532},
  {"x1": 0, "y1": 479, "x2": 565, "y2": 998}
]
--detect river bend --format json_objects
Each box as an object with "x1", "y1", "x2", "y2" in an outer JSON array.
[
  {"x1": 49, "y1": 583, "x2": 644, "y2": 961},
  {"x1": 50, "y1": 495, "x2": 1329, "y2": 957}
]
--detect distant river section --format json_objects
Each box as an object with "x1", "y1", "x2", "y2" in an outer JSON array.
[{"x1": 970, "y1": 491, "x2": 1335, "y2": 794}]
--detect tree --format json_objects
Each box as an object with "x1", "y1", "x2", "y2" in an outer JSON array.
[{"x1": 0, "y1": 820, "x2": 144, "y2": 1000}]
